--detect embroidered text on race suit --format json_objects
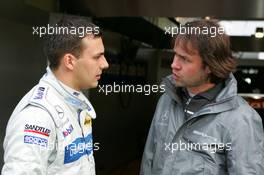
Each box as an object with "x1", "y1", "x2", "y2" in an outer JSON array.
[
  {"x1": 24, "y1": 135, "x2": 48, "y2": 147},
  {"x1": 24, "y1": 124, "x2": 51, "y2": 137}
]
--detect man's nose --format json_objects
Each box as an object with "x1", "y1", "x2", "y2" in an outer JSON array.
[
  {"x1": 101, "y1": 56, "x2": 109, "y2": 69},
  {"x1": 171, "y1": 56, "x2": 181, "y2": 70}
]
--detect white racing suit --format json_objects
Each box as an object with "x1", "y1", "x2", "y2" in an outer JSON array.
[{"x1": 2, "y1": 67, "x2": 97, "y2": 175}]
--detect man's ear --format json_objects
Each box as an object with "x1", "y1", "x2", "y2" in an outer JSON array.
[
  {"x1": 205, "y1": 66, "x2": 211, "y2": 74},
  {"x1": 62, "y1": 53, "x2": 77, "y2": 70}
]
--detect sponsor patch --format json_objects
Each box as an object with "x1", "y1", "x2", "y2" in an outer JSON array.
[
  {"x1": 63, "y1": 124, "x2": 74, "y2": 137},
  {"x1": 33, "y1": 86, "x2": 46, "y2": 100},
  {"x1": 193, "y1": 130, "x2": 218, "y2": 142},
  {"x1": 24, "y1": 124, "x2": 51, "y2": 137},
  {"x1": 157, "y1": 110, "x2": 169, "y2": 126},
  {"x1": 24, "y1": 135, "x2": 48, "y2": 147},
  {"x1": 84, "y1": 115, "x2": 92, "y2": 127},
  {"x1": 73, "y1": 92, "x2": 80, "y2": 96},
  {"x1": 79, "y1": 110, "x2": 92, "y2": 128},
  {"x1": 64, "y1": 134, "x2": 93, "y2": 164}
]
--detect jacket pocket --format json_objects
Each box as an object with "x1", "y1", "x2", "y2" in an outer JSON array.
[
  {"x1": 181, "y1": 130, "x2": 225, "y2": 175},
  {"x1": 170, "y1": 150, "x2": 205, "y2": 175}
]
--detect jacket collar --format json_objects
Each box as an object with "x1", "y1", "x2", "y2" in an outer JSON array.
[
  {"x1": 39, "y1": 67, "x2": 96, "y2": 119},
  {"x1": 162, "y1": 73, "x2": 239, "y2": 115}
]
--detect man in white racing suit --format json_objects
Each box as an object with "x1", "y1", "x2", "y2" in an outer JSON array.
[{"x1": 2, "y1": 16, "x2": 109, "y2": 175}]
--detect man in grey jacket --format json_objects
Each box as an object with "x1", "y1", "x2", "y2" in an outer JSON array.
[{"x1": 140, "y1": 20, "x2": 264, "y2": 175}]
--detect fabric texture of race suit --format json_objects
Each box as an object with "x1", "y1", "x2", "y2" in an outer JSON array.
[
  {"x1": 140, "y1": 74, "x2": 264, "y2": 175},
  {"x1": 2, "y1": 67, "x2": 97, "y2": 175}
]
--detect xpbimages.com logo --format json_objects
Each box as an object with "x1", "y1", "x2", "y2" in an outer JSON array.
[
  {"x1": 32, "y1": 24, "x2": 100, "y2": 37},
  {"x1": 98, "y1": 82, "x2": 165, "y2": 95},
  {"x1": 164, "y1": 140, "x2": 232, "y2": 154},
  {"x1": 164, "y1": 24, "x2": 225, "y2": 37}
]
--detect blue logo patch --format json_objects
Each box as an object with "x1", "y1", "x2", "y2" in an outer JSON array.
[
  {"x1": 64, "y1": 134, "x2": 93, "y2": 164},
  {"x1": 24, "y1": 135, "x2": 48, "y2": 147}
]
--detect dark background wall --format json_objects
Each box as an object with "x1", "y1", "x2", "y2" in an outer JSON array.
[{"x1": 0, "y1": 16, "x2": 47, "y2": 170}]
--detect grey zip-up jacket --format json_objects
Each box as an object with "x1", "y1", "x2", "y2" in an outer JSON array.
[{"x1": 140, "y1": 74, "x2": 264, "y2": 175}]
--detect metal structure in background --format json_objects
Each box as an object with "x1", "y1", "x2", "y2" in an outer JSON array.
[{"x1": 59, "y1": 0, "x2": 264, "y2": 18}]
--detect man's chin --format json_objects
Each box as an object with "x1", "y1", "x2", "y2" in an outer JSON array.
[
  {"x1": 84, "y1": 81, "x2": 98, "y2": 89},
  {"x1": 175, "y1": 82, "x2": 185, "y2": 87},
  {"x1": 91, "y1": 81, "x2": 99, "y2": 88}
]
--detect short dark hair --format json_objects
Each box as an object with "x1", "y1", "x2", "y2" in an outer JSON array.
[
  {"x1": 43, "y1": 16, "x2": 101, "y2": 70},
  {"x1": 174, "y1": 20, "x2": 236, "y2": 83}
]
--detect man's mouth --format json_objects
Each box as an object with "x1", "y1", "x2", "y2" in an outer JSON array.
[
  {"x1": 96, "y1": 74, "x2": 101, "y2": 80},
  {"x1": 172, "y1": 73, "x2": 180, "y2": 80}
]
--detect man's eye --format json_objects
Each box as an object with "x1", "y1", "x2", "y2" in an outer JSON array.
[{"x1": 180, "y1": 56, "x2": 187, "y2": 61}]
